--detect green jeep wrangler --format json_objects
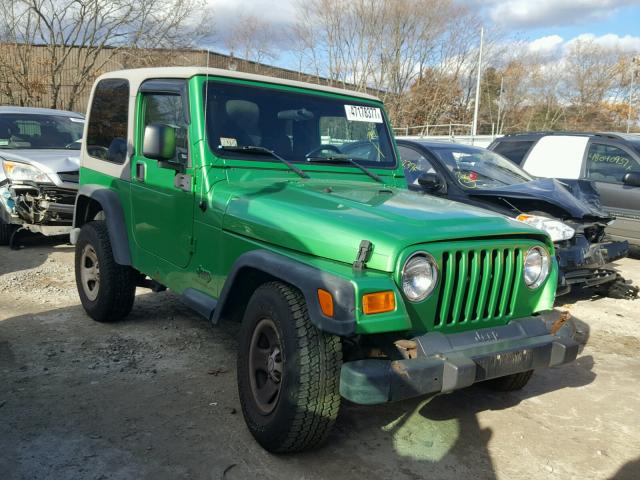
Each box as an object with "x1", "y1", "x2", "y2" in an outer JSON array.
[{"x1": 71, "y1": 67, "x2": 579, "y2": 453}]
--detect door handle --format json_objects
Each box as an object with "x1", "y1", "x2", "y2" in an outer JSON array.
[{"x1": 136, "y1": 162, "x2": 146, "y2": 182}]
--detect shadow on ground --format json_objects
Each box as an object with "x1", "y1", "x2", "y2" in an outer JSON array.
[
  {"x1": 0, "y1": 234, "x2": 72, "y2": 275},
  {"x1": 0, "y1": 293, "x2": 599, "y2": 480}
]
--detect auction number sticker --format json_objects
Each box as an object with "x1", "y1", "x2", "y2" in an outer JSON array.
[{"x1": 344, "y1": 105, "x2": 383, "y2": 123}]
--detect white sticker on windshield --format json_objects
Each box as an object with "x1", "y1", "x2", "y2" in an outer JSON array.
[
  {"x1": 220, "y1": 137, "x2": 237, "y2": 147},
  {"x1": 69, "y1": 117, "x2": 84, "y2": 123},
  {"x1": 344, "y1": 105, "x2": 383, "y2": 123}
]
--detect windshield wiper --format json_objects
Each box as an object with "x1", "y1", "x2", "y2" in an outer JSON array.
[
  {"x1": 306, "y1": 155, "x2": 383, "y2": 183},
  {"x1": 218, "y1": 145, "x2": 309, "y2": 179}
]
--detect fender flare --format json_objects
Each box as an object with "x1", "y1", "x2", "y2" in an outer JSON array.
[
  {"x1": 213, "y1": 250, "x2": 357, "y2": 336},
  {"x1": 73, "y1": 184, "x2": 132, "y2": 265}
]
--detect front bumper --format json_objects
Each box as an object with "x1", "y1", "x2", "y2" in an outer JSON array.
[
  {"x1": 340, "y1": 314, "x2": 579, "y2": 405},
  {"x1": 556, "y1": 235, "x2": 629, "y2": 294},
  {"x1": 0, "y1": 180, "x2": 75, "y2": 232}
]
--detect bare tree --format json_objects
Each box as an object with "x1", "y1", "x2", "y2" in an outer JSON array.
[
  {"x1": 224, "y1": 14, "x2": 280, "y2": 64},
  {"x1": 0, "y1": 0, "x2": 211, "y2": 111}
]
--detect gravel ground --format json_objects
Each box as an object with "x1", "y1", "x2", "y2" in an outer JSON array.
[{"x1": 0, "y1": 237, "x2": 639, "y2": 480}]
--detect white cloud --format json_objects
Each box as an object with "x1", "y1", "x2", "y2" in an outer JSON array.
[
  {"x1": 487, "y1": 0, "x2": 637, "y2": 29},
  {"x1": 519, "y1": 33, "x2": 640, "y2": 67},
  {"x1": 565, "y1": 33, "x2": 640, "y2": 52},
  {"x1": 528, "y1": 35, "x2": 564, "y2": 55}
]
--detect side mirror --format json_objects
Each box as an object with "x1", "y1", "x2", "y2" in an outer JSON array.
[
  {"x1": 623, "y1": 171, "x2": 640, "y2": 187},
  {"x1": 417, "y1": 172, "x2": 446, "y2": 193},
  {"x1": 143, "y1": 124, "x2": 176, "y2": 162}
]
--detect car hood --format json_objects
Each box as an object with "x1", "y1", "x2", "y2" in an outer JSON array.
[
  {"x1": 0, "y1": 149, "x2": 80, "y2": 188},
  {"x1": 466, "y1": 178, "x2": 609, "y2": 221},
  {"x1": 220, "y1": 177, "x2": 547, "y2": 272}
]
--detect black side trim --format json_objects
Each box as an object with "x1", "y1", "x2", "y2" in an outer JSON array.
[
  {"x1": 213, "y1": 250, "x2": 357, "y2": 336},
  {"x1": 74, "y1": 185, "x2": 132, "y2": 265},
  {"x1": 181, "y1": 288, "x2": 218, "y2": 319}
]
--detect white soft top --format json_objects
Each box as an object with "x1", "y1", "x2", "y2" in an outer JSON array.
[{"x1": 96, "y1": 67, "x2": 380, "y2": 102}]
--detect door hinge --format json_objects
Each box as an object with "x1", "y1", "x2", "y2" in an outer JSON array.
[{"x1": 174, "y1": 173, "x2": 192, "y2": 192}]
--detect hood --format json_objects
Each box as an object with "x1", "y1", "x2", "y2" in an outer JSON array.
[
  {"x1": 0, "y1": 149, "x2": 80, "y2": 188},
  {"x1": 220, "y1": 177, "x2": 548, "y2": 272},
  {"x1": 466, "y1": 178, "x2": 609, "y2": 221}
]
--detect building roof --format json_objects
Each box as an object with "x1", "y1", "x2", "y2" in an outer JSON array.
[
  {"x1": 97, "y1": 67, "x2": 381, "y2": 102},
  {"x1": 0, "y1": 106, "x2": 84, "y2": 117}
]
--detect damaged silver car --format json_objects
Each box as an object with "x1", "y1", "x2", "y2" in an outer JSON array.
[{"x1": 0, "y1": 106, "x2": 83, "y2": 246}]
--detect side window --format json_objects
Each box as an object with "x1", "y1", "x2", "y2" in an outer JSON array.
[
  {"x1": 143, "y1": 93, "x2": 188, "y2": 164},
  {"x1": 491, "y1": 140, "x2": 534, "y2": 165},
  {"x1": 398, "y1": 145, "x2": 437, "y2": 185},
  {"x1": 585, "y1": 143, "x2": 640, "y2": 183},
  {"x1": 86, "y1": 79, "x2": 129, "y2": 163}
]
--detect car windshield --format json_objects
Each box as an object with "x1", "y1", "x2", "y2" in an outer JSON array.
[
  {"x1": 430, "y1": 144, "x2": 532, "y2": 189},
  {"x1": 204, "y1": 80, "x2": 396, "y2": 168},
  {"x1": 0, "y1": 113, "x2": 84, "y2": 150}
]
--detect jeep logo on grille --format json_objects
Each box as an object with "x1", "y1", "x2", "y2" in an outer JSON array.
[{"x1": 474, "y1": 330, "x2": 499, "y2": 343}]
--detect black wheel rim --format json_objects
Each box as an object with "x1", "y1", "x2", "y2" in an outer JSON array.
[{"x1": 248, "y1": 318, "x2": 283, "y2": 415}]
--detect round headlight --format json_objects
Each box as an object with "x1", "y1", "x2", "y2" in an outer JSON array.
[
  {"x1": 401, "y1": 253, "x2": 438, "y2": 302},
  {"x1": 524, "y1": 246, "x2": 550, "y2": 289}
]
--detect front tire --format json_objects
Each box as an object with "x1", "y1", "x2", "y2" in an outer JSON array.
[
  {"x1": 75, "y1": 221, "x2": 136, "y2": 322},
  {"x1": 237, "y1": 281, "x2": 342, "y2": 453}
]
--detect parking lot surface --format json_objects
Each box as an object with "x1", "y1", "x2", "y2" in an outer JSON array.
[{"x1": 1, "y1": 239, "x2": 639, "y2": 480}]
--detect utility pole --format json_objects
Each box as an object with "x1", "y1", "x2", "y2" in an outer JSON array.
[
  {"x1": 627, "y1": 56, "x2": 638, "y2": 134},
  {"x1": 497, "y1": 75, "x2": 504, "y2": 135},
  {"x1": 472, "y1": 27, "x2": 484, "y2": 138}
]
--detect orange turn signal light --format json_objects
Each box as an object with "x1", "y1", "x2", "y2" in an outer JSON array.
[
  {"x1": 362, "y1": 291, "x2": 396, "y2": 315},
  {"x1": 317, "y1": 289, "x2": 334, "y2": 317}
]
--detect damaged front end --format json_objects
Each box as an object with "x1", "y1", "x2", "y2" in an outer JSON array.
[
  {"x1": 555, "y1": 218, "x2": 635, "y2": 297},
  {"x1": 0, "y1": 179, "x2": 76, "y2": 235},
  {"x1": 1, "y1": 158, "x2": 79, "y2": 247}
]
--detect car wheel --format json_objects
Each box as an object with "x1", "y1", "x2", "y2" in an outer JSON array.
[
  {"x1": 484, "y1": 370, "x2": 534, "y2": 391},
  {"x1": 75, "y1": 221, "x2": 136, "y2": 322},
  {"x1": 0, "y1": 219, "x2": 17, "y2": 246},
  {"x1": 237, "y1": 281, "x2": 342, "y2": 453}
]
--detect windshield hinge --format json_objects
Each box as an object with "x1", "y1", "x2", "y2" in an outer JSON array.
[{"x1": 353, "y1": 240, "x2": 373, "y2": 271}]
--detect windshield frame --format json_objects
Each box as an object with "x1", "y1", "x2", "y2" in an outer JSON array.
[
  {"x1": 428, "y1": 144, "x2": 533, "y2": 190},
  {"x1": 0, "y1": 112, "x2": 84, "y2": 150},
  {"x1": 201, "y1": 76, "x2": 399, "y2": 171}
]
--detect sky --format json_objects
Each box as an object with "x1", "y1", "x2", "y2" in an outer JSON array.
[{"x1": 206, "y1": 0, "x2": 640, "y2": 65}]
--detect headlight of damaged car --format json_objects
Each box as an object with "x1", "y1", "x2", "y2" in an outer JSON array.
[
  {"x1": 515, "y1": 214, "x2": 575, "y2": 242},
  {"x1": 401, "y1": 252, "x2": 438, "y2": 301},
  {"x1": 2, "y1": 160, "x2": 53, "y2": 183},
  {"x1": 524, "y1": 246, "x2": 550, "y2": 289}
]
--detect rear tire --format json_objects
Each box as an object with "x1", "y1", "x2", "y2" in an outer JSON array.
[
  {"x1": 75, "y1": 221, "x2": 136, "y2": 322},
  {"x1": 237, "y1": 281, "x2": 342, "y2": 453},
  {"x1": 0, "y1": 219, "x2": 17, "y2": 246},
  {"x1": 484, "y1": 370, "x2": 534, "y2": 391}
]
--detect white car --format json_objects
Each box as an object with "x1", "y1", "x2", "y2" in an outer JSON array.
[{"x1": 489, "y1": 132, "x2": 640, "y2": 247}]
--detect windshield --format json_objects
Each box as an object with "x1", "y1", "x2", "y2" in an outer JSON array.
[
  {"x1": 430, "y1": 145, "x2": 532, "y2": 189},
  {"x1": 0, "y1": 113, "x2": 84, "y2": 150},
  {"x1": 204, "y1": 80, "x2": 396, "y2": 168}
]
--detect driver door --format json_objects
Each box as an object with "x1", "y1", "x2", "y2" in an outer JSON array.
[
  {"x1": 584, "y1": 141, "x2": 640, "y2": 243},
  {"x1": 130, "y1": 80, "x2": 195, "y2": 268}
]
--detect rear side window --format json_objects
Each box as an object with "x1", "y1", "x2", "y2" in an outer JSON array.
[
  {"x1": 491, "y1": 140, "x2": 534, "y2": 165},
  {"x1": 86, "y1": 78, "x2": 129, "y2": 164},
  {"x1": 586, "y1": 143, "x2": 640, "y2": 183}
]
